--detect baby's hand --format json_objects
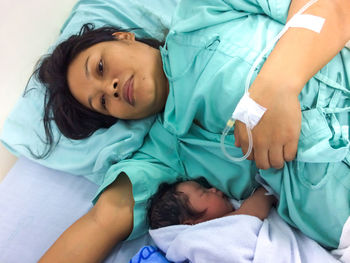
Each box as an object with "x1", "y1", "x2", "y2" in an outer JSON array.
[{"x1": 231, "y1": 187, "x2": 276, "y2": 220}]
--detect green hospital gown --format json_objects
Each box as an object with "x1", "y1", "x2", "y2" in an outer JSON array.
[{"x1": 95, "y1": 0, "x2": 350, "y2": 247}]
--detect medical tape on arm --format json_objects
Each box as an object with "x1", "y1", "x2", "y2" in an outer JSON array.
[
  {"x1": 232, "y1": 92, "x2": 266, "y2": 130},
  {"x1": 288, "y1": 14, "x2": 325, "y2": 33},
  {"x1": 221, "y1": 0, "x2": 325, "y2": 162},
  {"x1": 345, "y1": 40, "x2": 350, "y2": 49},
  {"x1": 231, "y1": 11, "x2": 325, "y2": 130}
]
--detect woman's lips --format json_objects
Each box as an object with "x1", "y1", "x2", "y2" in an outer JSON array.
[{"x1": 123, "y1": 76, "x2": 134, "y2": 106}]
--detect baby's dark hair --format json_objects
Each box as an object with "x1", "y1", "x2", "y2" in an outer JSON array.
[
  {"x1": 32, "y1": 23, "x2": 164, "y2": 158},
  {"x1": 147, "y1": 178, "x2": 210, "y2": 229}
]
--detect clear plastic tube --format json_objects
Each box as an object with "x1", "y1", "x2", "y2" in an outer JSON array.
[
  {"x1": 221, "y1": 0, "x2": 319, "y2": 162},
  {"x1": 220, "y1": 117, "x2": 253, "y2": 162}
]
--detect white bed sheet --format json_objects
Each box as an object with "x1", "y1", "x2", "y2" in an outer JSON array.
[
  {"x1": 1, "y1": 158, "x2": 348, "y2": 263},
  {"x1": 0, "y1": 157, "x2": 151, "y2": 263}
]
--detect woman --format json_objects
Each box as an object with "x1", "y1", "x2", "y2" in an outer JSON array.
[{"x1": 39, "y1": 0, "x2": 350, "y2": 262}]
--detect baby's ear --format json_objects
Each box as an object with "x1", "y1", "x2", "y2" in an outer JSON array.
[
  {"x1": 112, "y1": 32, "x2": 135, "y2": 41},
  {"x1": 182, "y1": 219, "x2": 195, "y2": 225},
  {"x1": 183, "y1": 218, "x2": 206, "y2": 225}
]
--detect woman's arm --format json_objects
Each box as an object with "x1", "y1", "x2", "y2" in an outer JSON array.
[
  {"x1": 234, "y1": 0, "x2": 350, "y2": 169},
  {"x1": 229, "y1": 187, "x2": 276, "y2": 220},
  {"x1": 39, "y1": 173, "x2": 134, "y2": 263}
]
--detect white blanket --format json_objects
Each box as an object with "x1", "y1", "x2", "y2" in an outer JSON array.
[
  {"x1": 150, "y1": 209, "x2": 341, "y2": 263},
  {"x1": 332, "y1": 217, "x2": 350, "y2": 263}
]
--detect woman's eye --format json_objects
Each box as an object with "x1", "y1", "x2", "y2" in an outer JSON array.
[
  {"x1": 98, "y1": 59, "x2": 104, "y2": 75},
  {"x1": 101, "y1": 95, "x2": 106, "y2": 109}
]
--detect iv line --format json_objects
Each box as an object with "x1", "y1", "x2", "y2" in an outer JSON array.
[{"x1": 220, "y1": 0, "x2": 320, "y2": 162}]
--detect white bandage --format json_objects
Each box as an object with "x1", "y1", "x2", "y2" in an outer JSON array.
[
  {"x1": 232, "y1": 92, "x2": 267, "y2": 130},
  {"x1": 288, "y1": 14, "x2": 325, "y2": 33},
  {"x1": 346, "y1": 40, "x2": 350, "y2": 49}
]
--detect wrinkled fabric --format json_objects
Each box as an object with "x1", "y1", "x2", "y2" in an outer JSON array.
[
  {"x1": 150, "y1": 209, "x2": 340, "y2": 263},
  {"x1": 95, "y1": 0, "x2": 350, "y2": 246}
]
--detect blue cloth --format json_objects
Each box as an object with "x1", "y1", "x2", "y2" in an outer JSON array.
[{"x1": 129, "y1": 246, "x2": 170, "y2": 263}]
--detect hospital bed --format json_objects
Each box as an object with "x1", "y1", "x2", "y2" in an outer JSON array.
[{"x1": 0, "y1": 0, "x2": 347, "y2": 262}]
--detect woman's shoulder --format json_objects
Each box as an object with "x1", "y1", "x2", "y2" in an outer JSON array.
[{"x1": 170, "y1": 0, "x2": 290, "y2": 32}]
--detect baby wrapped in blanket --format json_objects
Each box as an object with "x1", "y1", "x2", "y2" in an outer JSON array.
[{"x1": 147, "y1": 179, "x2": 342, "y2": 263}]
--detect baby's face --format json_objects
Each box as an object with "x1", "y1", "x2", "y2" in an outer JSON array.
[{"x1": 177, "y1": 181, "x2": 233, "y2": 224}]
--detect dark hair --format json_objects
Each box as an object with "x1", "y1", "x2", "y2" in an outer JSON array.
[
  {"x1": 147, "y1": 179, "x2": 208, "y2": 229},
  {"x1": 29, "y1": 23, "x2": 164, "y2": 158}
]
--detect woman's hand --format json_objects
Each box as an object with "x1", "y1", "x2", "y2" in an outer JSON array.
[
  {"x1": 234, "y1": 0, "x2": 350, "y2": 170},
  {"x1": 234, "y1": 78, "x2": 301, "y2": 169}
]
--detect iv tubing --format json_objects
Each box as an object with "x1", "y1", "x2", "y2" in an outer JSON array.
[{"x1": 220, "y1": 0, "x2": 320, "y2": 162}]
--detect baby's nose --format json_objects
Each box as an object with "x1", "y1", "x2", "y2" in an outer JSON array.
[
  {"x1": 213, "y1": 188, "x2": 224, "y2": 197},
  {"x1": 209, "y1": 187, "x2": 218, "y2": 193}
]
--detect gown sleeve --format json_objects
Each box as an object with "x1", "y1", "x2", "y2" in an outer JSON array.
[{"x1": 172, "y1": 0, "x2": 291, "y2": 30}]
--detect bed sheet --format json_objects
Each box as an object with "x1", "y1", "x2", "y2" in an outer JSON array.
[
  {"x1": 0, "y1": 157, "x2": 152, "y2": 263},
  {"x1": 0, "y1": 157, "x2": 346, "y2": 263}
]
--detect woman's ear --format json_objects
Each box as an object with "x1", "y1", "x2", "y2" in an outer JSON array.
[{"x1": 112, "y1": 32, "x2": 136, "y2": 41}]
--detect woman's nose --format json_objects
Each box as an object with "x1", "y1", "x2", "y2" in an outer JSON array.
[{"x1": 108, "y1": 79, "x2": 119, "y2": 98}]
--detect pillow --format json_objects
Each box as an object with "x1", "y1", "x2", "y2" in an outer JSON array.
[{"x1": 0, "y1": 0, "x2": 179, "y2": 185}]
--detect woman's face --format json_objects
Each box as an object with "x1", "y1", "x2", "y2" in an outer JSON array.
[
  {"x1": 177, "y1": 181, "x2": 233, "y2": 224},
  {"x1": 67, "y1": 32, "x2": 169, "y2": 120}
]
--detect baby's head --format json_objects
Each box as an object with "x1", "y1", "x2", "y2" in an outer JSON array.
[{"x1": 148, "y1": 179, "x2": 233, "y2": 229}]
